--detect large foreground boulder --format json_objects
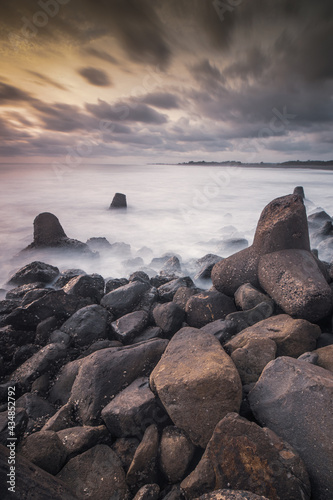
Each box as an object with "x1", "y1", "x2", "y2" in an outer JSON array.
[
  {"x1": 181, "y1": 412, "x2": 310, "y2": 500},
  {"x1": 150, "y1": 328, "x2": 242, "y2": 448},
  {"x1": 212, "y1": 194, "x2": 310, "y2": 295},
  {"x1": 249, "y1": 357, "x2": 333, "y2": 500}
]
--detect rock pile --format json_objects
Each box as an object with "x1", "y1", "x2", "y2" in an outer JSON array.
[{"x1": 0, "y1": 190, "x2": 333, "y2": 499}]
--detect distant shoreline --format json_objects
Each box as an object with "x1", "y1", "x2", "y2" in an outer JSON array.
[{"x1": 149, "y1": 160, "x2": 333, "y2": 171}]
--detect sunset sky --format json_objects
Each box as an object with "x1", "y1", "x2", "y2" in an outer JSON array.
[{"x1": 0, "y1": 0, "x2": 332, "y2": 164}]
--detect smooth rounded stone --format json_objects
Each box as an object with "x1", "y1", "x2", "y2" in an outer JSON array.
[
  {"x1": 0, "y1": 407, "x2": 28, "y2": 446},
  {"x1": 234, "y1": 283, "x2": 274, "y2": 311},
  {"x1": 212, "y1": 194, "x2": 311, "y2": 296},
  {"x1": 32, "y1": 212, "x2": 67, "y2": 246},
  {"x1": 112, "y1": 437, "x2": 140, "y2": 472},
  {"x1": 15, "y1": 392, "x2": 56, "y2": 433},
  {"x1": 35, "y1": 316, "x2": 61, "y2": 345},
  {"x1": 126, "y1": 424, "x2": 159, "y2": 490},
  {"x1": 316, "y1": 332, "x2": 333, "y2": 348},
  {"x1": 31, "y1": 373, "x2": 51, "y2": 396},
  {"x1": 129, "y1": 271, "x2": 151, "y2": 283},
  {"x1": 181, "y1": 413, "x2": 310, "y2": 500},
  {"x1": 69, "y1": 338, "x2": 168, "y2": 425},
  {"x1": 201, "y1": 319, "x2": 238, "y2": 344},
  {"x1": 159, "y1": 426, "x2": 195, "y2": 484},
  {"x1": 6, "y1": 282, "x2": 45, "y2": 300},
  {"x1": 105, "y1": 277, "x2": 129, "y2": 294},
  {"x1": 135, "y1": 286, "x2": 159, "y2": 314},
  {"x1": 258, "y1": 249, "x2": 333, "y2": 322},
  {"x1": 225, "y1": 301, "x2": 274, "y2": 333},
  {"x1": 293, "y1": 186, "x2": 305, "y2": 199},
  {"x1": 110, "y1": 192, "x2": 127, "y2": 208},
  {"x1": 173, "y1": 287, "x2": 198, "y2": 310},
  {"x1": 0, "y1": 443, "x2": 78, "y2": 500},
  {"x1": 224, "y1": 315, "x2": 321, "y2": 358},
  {"x1": 312, "y1": 345, "x2": 333, "y2": 372},
  {"x1": 63, "y1": 274, "x2": 104, "y2": 302},
  {"x1": 86, "y1": 237, "x2": 112, "y2": 251},
  {"x1": 150, "y1": 327, "x2": 242, "y2": 448},
  {"x1": 111, "y1": 310, "x2": 149, "y2": 344},
  {"x1": 49, "y1": 330, "x2": 71, "y2": 347},
  {"x1": 231, "y1": 338, "x2": 277, "y2": 384},
  {"x1": 101, "y1": 377, "x2": 160, "y2": 439},
  {"x1": 133, "y1": 483, "x2": 160, "y2": 500},
  {"x1": 101, "y1": 281, "x2": 151, "y2": 317},
  {"x1": 249, "y1": 357, "x2": 333, "y2": 500},
  {"x1": 161, "y1": 256, "x2": 182, "y2": 275},
  {"x1": 158, "y1": 277, "x2": 195, "y2": 302},
  {"x1": 7, "y1": 261, "x2": 59, "y2": 286},
  {"x1": 194, "y1": 490, "x2": 270, "y2": 499},
  {"x1": 11, "y1": 343, "x2": 67, "y2": 388},
  {"x1": 297, "y1": 351, "x2": 319, "y2": 364},
  {"x1": 48, "y1": 358, "x2": 84, "y2": 406},
  {"x1": 57, "y1": 425, "x2": 109, "y2": 461},
  {"x1": 57, "y1": 444, "x2": 130, "y2": 499},
  {"x1": 133, "y1": 326, "x2": 163, "y2": 344},
  {"x1": 18, "y1": 430, "x2": 67, "y2": 475},
  {"x1": 42, "y1": 402, "x2": 75, "y2": 432},
  {"x1": 13, "y1": 344, "x2": 39, "y2": 367},
  {"x1": 54, "y1": 269, "x2": 87, "y2": 288},
  {"x1": 60, "y1": 304, "x2": 109, "y2": 347},
  {"x1": 153, "y1": 302, "x2": 185, "y2": 337},
  {"x1": 185, "y1": 291, "x2": 236, "y2": 328}
]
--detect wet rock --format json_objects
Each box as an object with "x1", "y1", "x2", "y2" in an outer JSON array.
[
  {"x1": 101, "y1": 377, "x2": 160, "y2": 439},
  {"x1": 258, "y1": 249, "x2": 333, "y2": 322},
  {"x1": 15, "y1": 392, "x2": 56, "y2": 433},
  {"x1": 225, "y1": 315, "x2": 321, "y2": 358},
  {"x1": 129, "y1": 271, "x2": 151, "y2": 284},
  {"x1": 159, "y1": 426, "x2": 195, "y2": 484},
  {"x1": 181, "y1": 412, "x2": 310, "y2": 500},
  {"x1": 21, "y1": 288, "x2": 50, "y2": 306},
  {"x1": 111, "y1": 310, "x2": 149, "y2": 344},
  {"x1": 69, "y1": 338, "x2": 168, "y2": 425},
  {"x1": 158, "y1": 277, "x2": 195, "y2": 302},
  {"x1": 54, "y1": 269, "x2": 87, "y2": 288},
  {"x1": 230, "y1": 338, "x2": 277, "y2": 384},
  {"x1": 153, "y1": 302, "x2": 185, "y2": 337},
  {"x1": 18, "y1": 430, "x2": 67, "y2": 475},
  {"x1": 185, "y1": 291, "x2": 236, "y2": 328},
  {"x1": 133, "y1": 484, "x2": 160, "y2": 500},
  {"x1": 212, "y1": 194, "x2": 310, "y2": 296},
  {"x1": 57, "y1": 444, "x2": 130, "y2": 499},
  {"x1": 150, "y1": 328, "x2": 242, "y2": 448},
  {"x1": 249, "y1": 357, "x2": 333, "y2": 500},
  {"x1": 0, "y1": 443, "x2": 78, "y2": 500},
  {"x1": 126, "y1": 424, "x2": 159, "y2": 490},
  {"x1": 112, "y1": 437, "x2": 140, "y2": 472},
  {"x1": 8, "y1": 261, "x2": 59, "y2": 286},
  {"x1": 63, "y1": 274, "x2": 104, "y2": 303},
  {"x1": 110, "y1": 192, "x2": 127, "y2": 208},
  {"x1": 225, "y1": 301, "x2": 274, "y2": 333},
  {"x1": 234, "y1": 283, "x2": 274, "y2": 311},
  {"x1": 105, "y1": 277, "x2": 129, "y2": 293},
  {"x1": 101, "y1": 280, "x2": 151, "y2": 318},
  {"x1": 161, "y1": 256, "x2": 182, "y2": 275},
  {"x1": 60, "y1": 304, "x2": 109, "y2": 347},
  {"x1": 0, "y1": 299, "x2": 20, "y2": 315},
  {"x1": 293, "y1": 186, "x2": 305, "y2": 199},
  {"x1": 6, "y1": 282, "x2": 45, "y2": 300},
  {"x1": 57, "y1": 425, "x2": 110, "y2": 460}
]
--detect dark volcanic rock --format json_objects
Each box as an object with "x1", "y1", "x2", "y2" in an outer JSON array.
[
  {"x1": 6, "y1": 282, "x2": 46, "y2": 300},
  {"x1": 230, "y1": 337, "x2": 277, "y2": 384},
  {"x1": 173, "y1": 287, "x2": 198, "y2": 310},
  {"x1": 112, "y1": 437, "x2": 140, "y2": 472},
  {"x1": 57, "y1": 444, "x2": 130, "y2": 499},
  {"x1": 7, "y1": 261, "x2": 59, "y2": 286},
  {"x1": 63, "y1": 274, "x2": 104, "y2": 303},
  {"x1": 158, "y1": 277, "x2": 194, "y2": 302},
  {"x1": 69, "y1": 338, "x2": 168, "y2": 425},
  {"x1": 201, "y1": 319, "x2": 238, "y2": 344},
  {"x1": 54, "y1": 269, "x2": 86, "y2": 288},
  {"x1": 308, "y1": 210, "x2": 332, "y2": 230},
  {"x1": 60, "y1": 304, "x2": 109, "y2": 347},
  {"x1": 293, "y1": 186, "x2": 305, "y2": 199},
  {"x1": 225, "y1": 301, "x2": 274, "y2": 333},
  {"x1": 86, "y1": 236, "x2": 112, "y2": 251},
  {"x1": 105, "y1": 277, "x2": 129, "y2": 294},
  {"x1": 18, "y1": 430, "x2": 67, "y2": 475},
  {"x1": 181, "y1": 412, "x2": 310, "y2": 500},
  {"x1": 57, "y1": 425, "x2": 109, "y2": 461},
  {"x1": 133, "y1": 484, "x2": 160, "y2": 500},
  {"x1": 15, "y1": 392, "x2": 56, "y2": 433},
  {"x1": 249, "y1": 357, "x2": 333, "y2": 500},
  {"x1": 150, "y1": 328, "x2": 242, "y2": 448},
  {"x1": 152, "y1": 302, "x2": 185, "y2": 337},
  {"x1": 212, "y1": 194, "x2": 310, "y2": 296},
  {"x1": 111, "y1": 310, "x2": 149, "y2": 344},
  {"x1": 126, "y1": 424, "x2": 159, "y2": 490},
  {"x1": 161, "y1": 256, "x2": 182, "y2": 275},
  {"x1": 101, "y1": 281, "x2": 150, "y2": 318},
  {"x1": 185, "y1": 290, "x2": 236, "y2": 328},
  {"x1": 110, "y1": 192, "x2": 127, "y2": 208},
  {"x1": 234, "y1": 283, "x2": 274, "y2": 311},
  {"x1": 159, "y1": 426, "x2": 195, "y2": 484},
  {"x1": 258, "y1": 249, "x2": 333, "y2": 322}
]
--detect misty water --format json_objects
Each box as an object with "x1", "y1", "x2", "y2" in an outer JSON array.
[{"x1": 0, "y1": 163, "x2": 333, "y2": 290}]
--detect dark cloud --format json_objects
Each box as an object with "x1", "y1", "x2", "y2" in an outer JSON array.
[
  {"x1": 32, "y1": 102, "x2": 93, "y2": 132},
  {"x1": 78, "y1": 67, "x2": 112, "y2": 87},
  {"x1": 83, "y1": 47, "x2": 119, "y2": 65},
  {"x1": 25, "y1": 71, "x2": 68, "y2": 91},
  {"x1": 86, "y1": 99, "x2": 168, "y2": 124},
  {"x1": 141, "y1": 92, "x2": 179, "y2": 109},
  {"x1": 0, "y1": 82, "x2": 33, "y2": 104}
]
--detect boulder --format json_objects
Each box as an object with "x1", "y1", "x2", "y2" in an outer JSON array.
[
  {"x1": 195, "y1": 490, "x2": 270, "y2": 499},
  {"x1": 230, "y1": 338, "x2": 277, "y2": 384},
  {"x1": 234, "y1": 283, "x2": 274, "y2": 311},
  {"x1": 105, "y1": 277, "x2": 129, "y2": 294},
  {"x1": 258, "y1": 249, "x2": 333, "y2": 322},
  {"x1": 57, "y1": 425, "x2": 109, "y2": 460},
  {"x1": 101, "y1": 281, "x2": 151, "y2": 317},
  {"x1": 60, "y1": 304, "x2": 109, "y2": 346},
  {"x1": 42, "y1": 402, "x2": 75, "y2": 432},
  {"x1": 212, "y1": 194, "x2": 310, "y2": 296},
  {"x1": 313, "y1": 345, "x2": 333, "y2": 372},
  {"x1": 158, "y1": 277, "x2": 194, "y2": 302},
  {"x1": 126, "y1": 424, "x2": 159, "y2": 490},
  {"x1": 225, "y1": 301, "x2": 274, "y2": 333},
  {"x1": 112, "y1": 437, "x2": 140, "y2": 472},
  {"x1": 249, "y1": 357, "x2": 333, "y2": 500},
  {"x1": 159, "y1": 426, "x2": 195, "y2": 483},
  {"x1": 6, "y1": 282, "x2": 45, "y2": 300},
  {"x1": 54, "y1": 268, "x2": 87, "y2": 288},
  {"x1": 308, "y1": 210, "x2": 332, "y2": 230},
  {"x1": 15, "y1": 392, "x2": 56, "y2": 433},
  {"x1": 150, "y1": 327, "x2": 242, "y2": 448},
  {"x1": 194, "y1": 254, "x2": 222, "y2": 281},
  {"x1": 224, "y1": 315, "x2": 321, "y2": 358},
  {"x1": 86, "y1": 237, "x2": 112, "y2": 251},
  {"x1": 161, "y1": 256, "x2": 182, "y2": 275},
  {"x1": 185, "y1": 291, "x2": 236, "y2": 328},
  {"x1": 153, "y1": 302, "x2": 185, "y2": 337},
  {"x1": 69, "y1": 338, "x2": 168, "y2": 425},
  {"x1": 101, "y1": 377, "x2": 161, "y2": 438},
  {"x1": 111, "y1": 310, "x2": 149, "y2": 344},
  {"x1": 110, "y1": 192, "x2": 127, "y2": 208},
  {"x1": 48, "y1": 358, "x2": 84, "y2": 406},
  {"x1": 201, "y1": 319, "x2": 238, "y2": 344},
  {"x1": 63, "y1": 274, "x2": 104, "y2": 303},
  {"x1": 173, "y1": 287, "x2": 198, "y2": 310},
  {"x1": 133, "y1": 484, "x2": 160, "y2": 500},
  {"x1": 57, "y1": 444, "x2": 130, "y2": 499},
  {"x1": 18, "y1": 430, "x2": 67, "y2": 475},
  {"x1": 293, "y1": 186, "x2": 305, "y2": 199},
  {"x1": 181, "y1": 413, "x2": 310, "y2": 500},
  {"x1": 7, "y1": 261, "x2": 59, "y2": 286}
]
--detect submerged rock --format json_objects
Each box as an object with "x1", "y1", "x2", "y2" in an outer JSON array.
[{"x1": 110, "y1": 192, "x2": 127, "y2": 209}]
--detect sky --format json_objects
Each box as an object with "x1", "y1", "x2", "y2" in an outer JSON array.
[{"x1": 0, "y1": 0, "x2": 333, "y2": 165}]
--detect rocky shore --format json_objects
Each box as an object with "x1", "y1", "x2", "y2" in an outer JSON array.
[{"x1": 0, "y1": 190, "x2": 333, "y2": 500}]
